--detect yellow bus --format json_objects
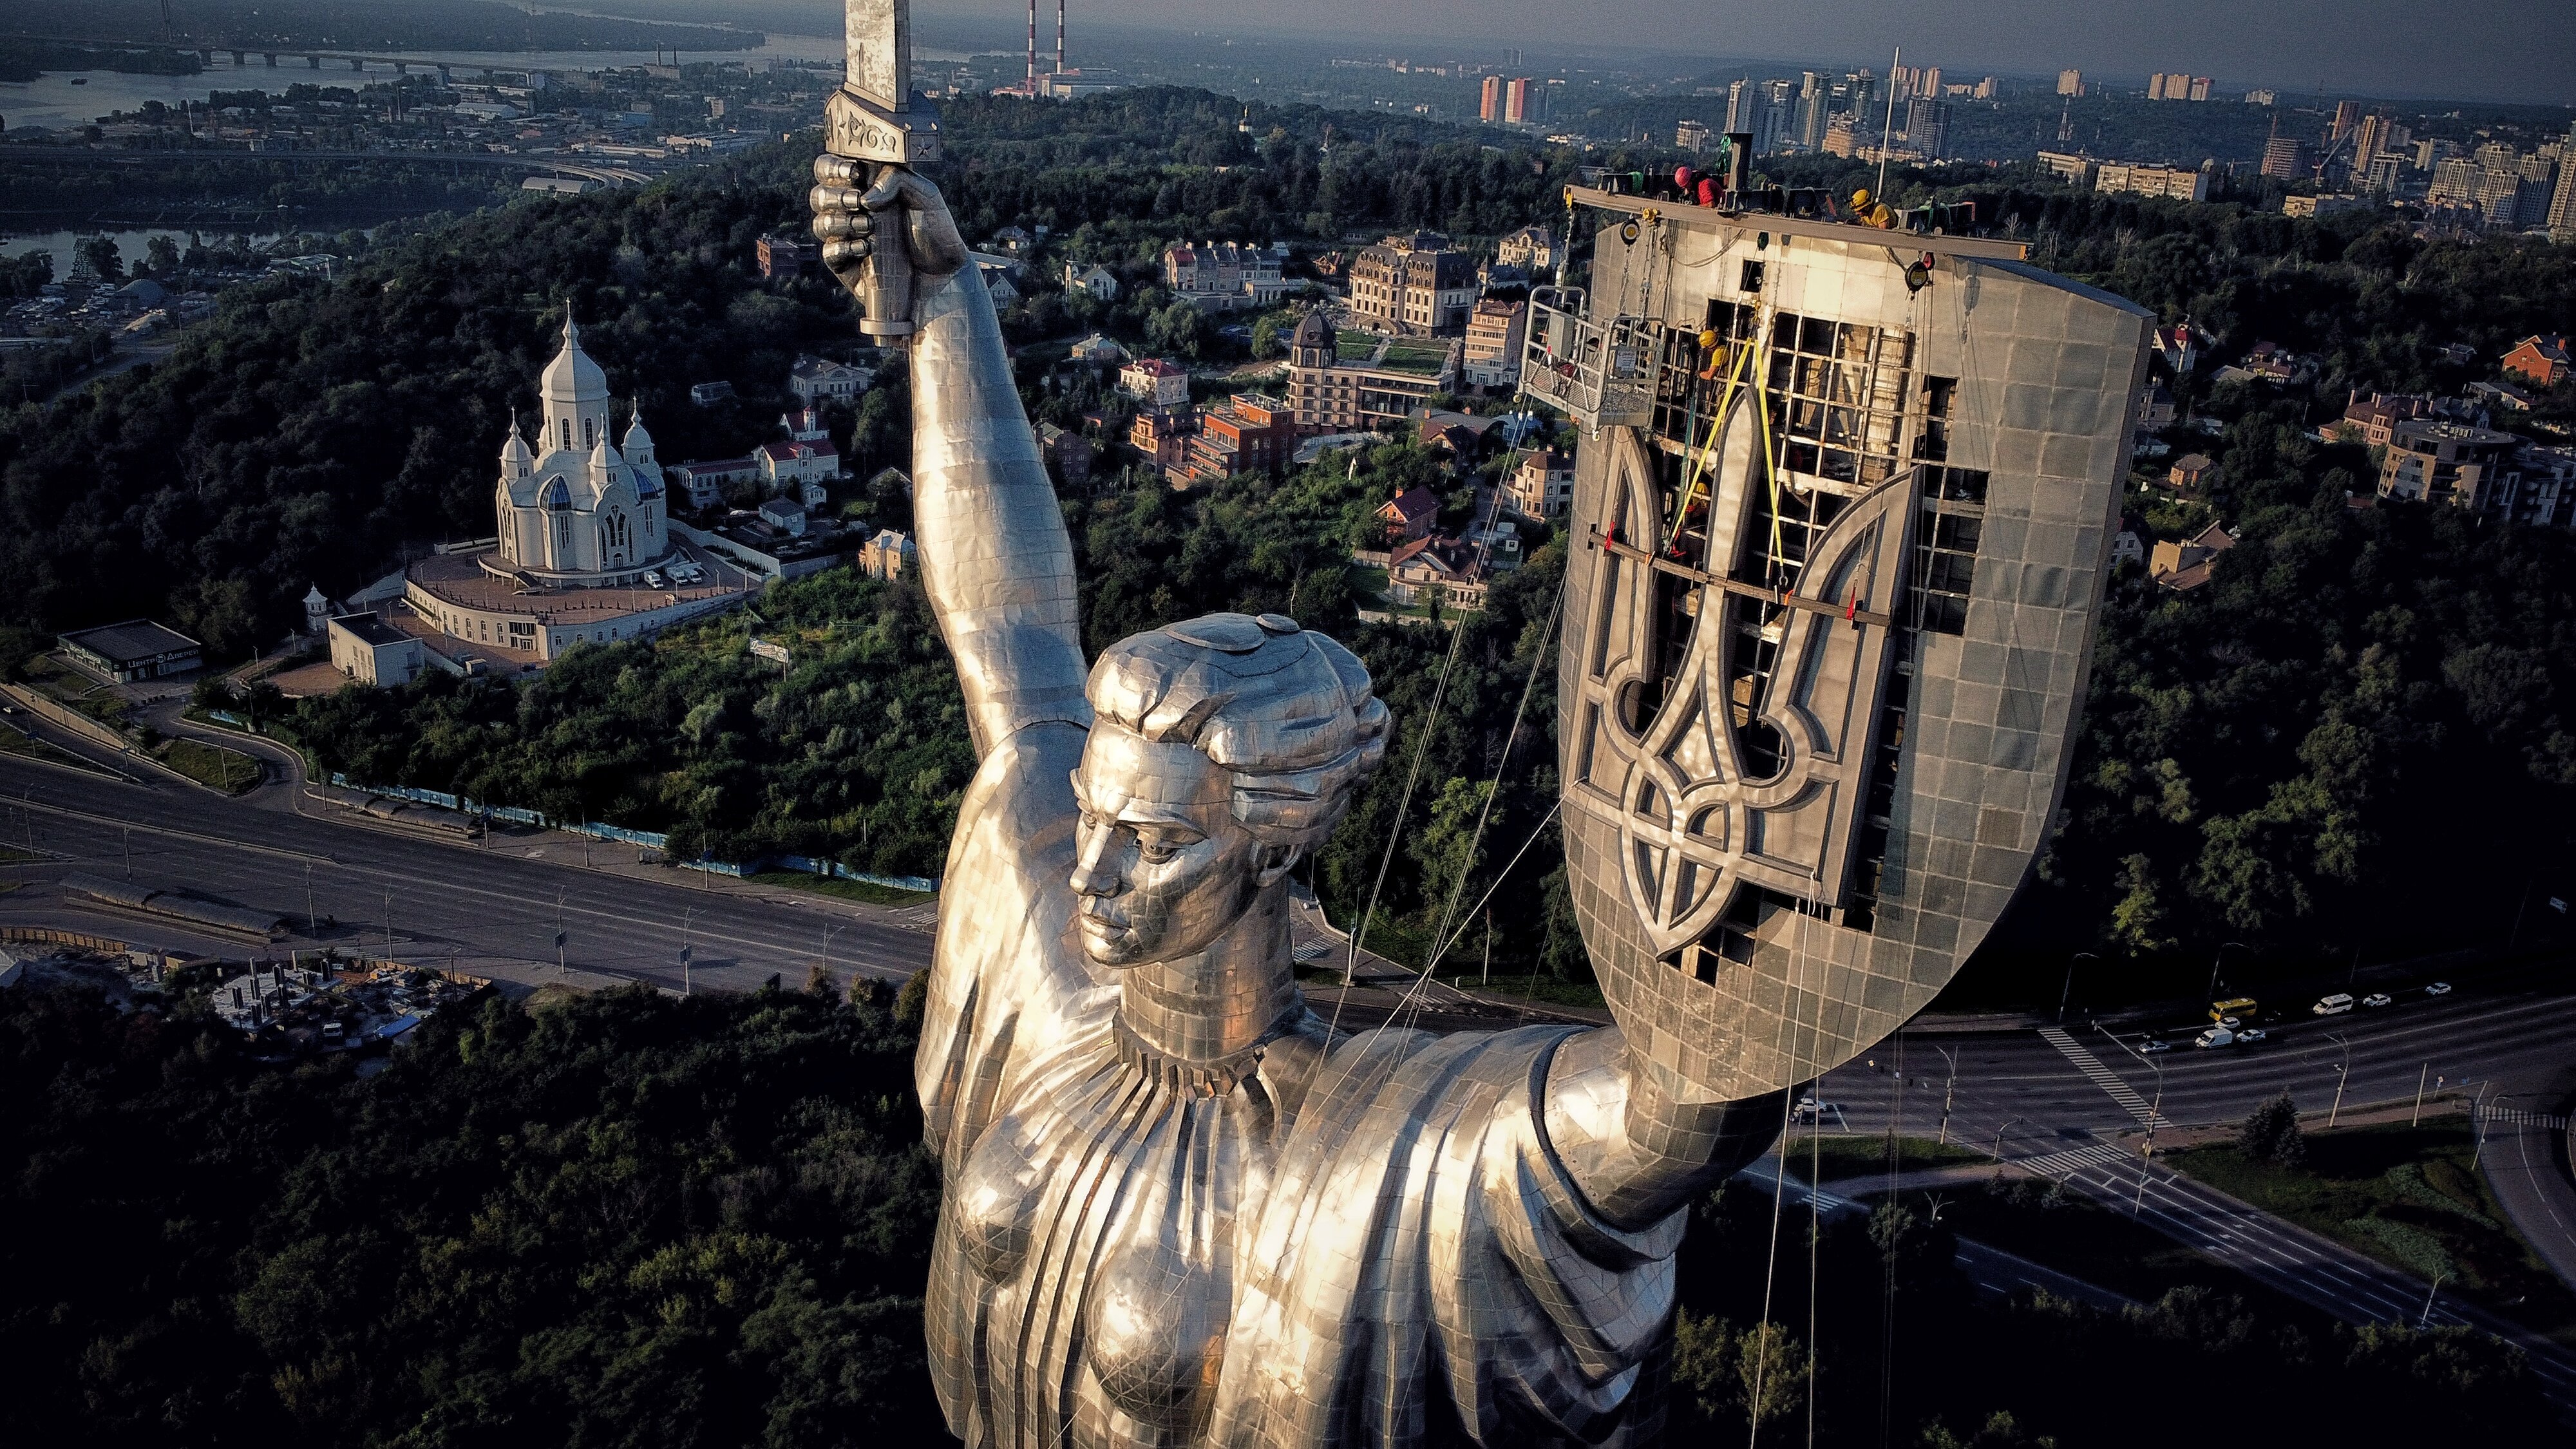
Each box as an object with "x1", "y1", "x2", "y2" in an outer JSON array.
[{"x1": 2210, "y1": 997, "x2": 2258, "y2": 1024}]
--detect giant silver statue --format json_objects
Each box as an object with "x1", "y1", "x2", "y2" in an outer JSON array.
[{"x1": 812, "y1": 19, "x2": 2149, "y2": 1441}]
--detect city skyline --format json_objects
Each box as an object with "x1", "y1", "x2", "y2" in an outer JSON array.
[{"x1": 904, "y1": 0, "x2": 2576, "y2": 106}]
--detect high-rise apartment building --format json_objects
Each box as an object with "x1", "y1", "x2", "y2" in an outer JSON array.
[
  {"x1": 1504, "y1": 75, "x2": 1534, "y2": 124},
  {"x1": 2261, "y1": 135, "x2": 2312, "y2": 180},
  {"x1": 1794, "y1": 71, "x2": 1828, "y2": 151},
  {"x1": 2330, "y1": 100, "x2": 2361, "y2": 144},
  {"x1": 1756, "y1": 79, "x2": 1792, "y2": 156},
  {"x1": 1904, "y1": 98, "x2": 1951, "y2": 161},
  {"x1": 2057, "y1": 68, "x2": 2084, "y2": 97},
  {"x1": 2187, "y1": 76, "x2": 2211, "y2": 102},
  {"x1": 1676, "y1": 118, "x2": 1711, "y2": 153},
  {"x1": 2550, "y1": 128, "x2": 2576, "y2": 242},
  {"x1": 1479, "y1": 75, "x2": 1502, "y2": 122},
  {"x1": 1723, "y1": 79, "x2": 1756, "y2": 134}
]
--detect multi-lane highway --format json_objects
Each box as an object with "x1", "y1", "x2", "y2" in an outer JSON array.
[
  {"x1": 8, "y1": 723, "x2": 2575, "y2": 1406},
  {"x1": 0, "y1": 749, "x2": 937, "y2": 994},
  {"x1": 1787, "y1": 989, "x2": 2576, "y2": 1414}
]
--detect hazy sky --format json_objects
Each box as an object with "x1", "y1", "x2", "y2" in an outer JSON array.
[{"x1": 913, "y1": 0, "x2": 2576, "y2": 105}]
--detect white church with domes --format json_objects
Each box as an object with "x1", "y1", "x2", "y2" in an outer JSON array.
[
  {"x1": 383, "y1": 312, "x2": 752, "y2": 672},
  {"x1": 494, "y1": 315, "x2": 671, "y2": 582}
]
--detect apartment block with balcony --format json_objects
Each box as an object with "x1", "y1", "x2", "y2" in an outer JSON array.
[
  {"x1": 1347, "y1": 231, "x2": 1479, "y2": 337},
  {"x1": 2377, "y1": 418, "x2": 2521, "y2": 511}
]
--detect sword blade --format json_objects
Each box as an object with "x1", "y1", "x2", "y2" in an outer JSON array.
[{"x1": 845, "y1": 0, "x2": 909, "y2": 113}]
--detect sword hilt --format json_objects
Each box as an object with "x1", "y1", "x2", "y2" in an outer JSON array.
[{"x1": 858, "y1": 161, "x2": 916, "y2": 341}]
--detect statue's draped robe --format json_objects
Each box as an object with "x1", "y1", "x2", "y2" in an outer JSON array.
[{"x1": 916, "y1": 730, "x2": 1680, "y2": 1449}]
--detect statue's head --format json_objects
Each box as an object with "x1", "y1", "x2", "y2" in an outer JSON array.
[{"x1": 1070, "y1": 612, "x2": 1388, "y2": 967}]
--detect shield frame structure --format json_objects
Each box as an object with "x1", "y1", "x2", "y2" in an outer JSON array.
[{"x1": 1535, "y1": 197, "x2": 2154, "y2": 1106}]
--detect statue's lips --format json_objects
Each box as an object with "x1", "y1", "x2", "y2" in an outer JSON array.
[{"x1": 1077, "y1": 900, "x2": 1130, "y2": 936}]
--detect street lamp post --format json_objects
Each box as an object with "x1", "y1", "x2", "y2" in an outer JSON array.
[
  {"x1": 2204, "y1": 940, "x2": 2248, "y2": 1009},
  {"x1": 305, "y1": 861, "x2": 316, "y2": 936},
  {"x1": 822, "y1": 923, "x2": 845, "y2": 994},
  {"x1": 2419, "y1": 1271, "x2": 2448, "y2": 1329},
  {"x1": 2326, "y1": 1033, "x2": 2352, "y2": 1128},
  {"x1": 1936, "y1": 1045, "x2": 1959, "y2": 1146},
  {"x1": 2059, "y1": 951, "x2": 2098, "y2": 1025},
  {"x1": 2411, "y1": 1061, "x2": 2430, "y2": 1126},
  {"x1": 1991, "y1": 1117, "x2": 2023, "y2": 1184}
]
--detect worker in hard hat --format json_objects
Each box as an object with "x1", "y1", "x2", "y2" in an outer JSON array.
[
  {"x1": 1696, "y1": 327, "x2": 1730, "y2": 379},
  {"x1": 1850, "y1": 187, "x2": 1897, "y2": 229}
]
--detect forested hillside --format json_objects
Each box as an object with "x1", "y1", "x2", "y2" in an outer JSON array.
[
  {"x1": 3, "y1": 88, "x2": 2575, "y2": 992},
  {"x1": 1, "y1": 965, "x2": 2552, "y2": 1446}
]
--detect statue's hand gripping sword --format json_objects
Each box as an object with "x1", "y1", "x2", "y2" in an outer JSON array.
[{"x1": 818, "y1": 0, "x2": 942, "y2": 342}]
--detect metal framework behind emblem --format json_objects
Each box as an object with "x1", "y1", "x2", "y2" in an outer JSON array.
[{"x1": 1544, "y1": 205, "x2": 2154, "y2": 1104}]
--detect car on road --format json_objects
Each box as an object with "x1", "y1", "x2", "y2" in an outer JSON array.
[
  {"x1": 2141, "y1": 1037, "x2": 2172, "y2": 1053},
  {"x1": 2215, "y1": 1015, "x2": 2243, "y2": 1028},
  {"x1": 644, "y1": 570, "x2": 665, "y2": 588},
  {"x1": 2194, "y1": 1027, "x2": 2236, "y2": 1048},
  {"x1": 2361, "y1": 992, "x2": 2394, "y2": 1009},
  {"x1": 2235, "y1": 1027, "x2": 2269, "y2": 1044},
  {"x1": 1792, "y1": 1096, "x2": 1846, "y2": 1124},
  {"x1": 2425, "y1": 981, "x2": 2452, "y2": 996},
  {"x1": 2313, "y1": 993, "x2": 2355, "y2": 1015}
]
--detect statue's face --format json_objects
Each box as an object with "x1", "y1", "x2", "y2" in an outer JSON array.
[{"x1": 1069, "y1": 724, "x2": 1265, "y2": 967}]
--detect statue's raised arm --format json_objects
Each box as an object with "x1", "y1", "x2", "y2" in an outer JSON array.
[{"x1": 813, "y1": 155, "x2": 1089, "y2": 757}]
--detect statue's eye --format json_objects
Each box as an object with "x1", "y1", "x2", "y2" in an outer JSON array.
[{"x1": 1138, "y1": 840, "x2": 1180, "y2": 865}]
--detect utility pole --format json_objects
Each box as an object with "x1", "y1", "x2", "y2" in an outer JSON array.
[
  {"x1": 122, "y1": 824, "x2": 131, "y2": 878},
  {"x1": 305, "y1": 862, "x2": 316, "y2": 935},
  {"x1": 383, "y1": 886, "x2": 393, "y2": 960},
  {"x1": 680, "y1": 943, "x2": 693, "y2": 996},
  {"x1": 2059, "y1": 951, "x2": 2097, "y2": 1025},
  {"x1": 2411, "y1": 1061, "x2": 2429, "y2": 1126},
  {"x1": 2471, "y1": 1084, "x2": 2496, "y2": 1170},
  {"x1": 2326, "y1": 1033, "x2": 2351, "y2": 1128},
  {"x1": 555, "y1": 886, "x2": 567, "y2": 975},
  {"x1": 1936, "y1": 1045, "x2": 1958, "y2": 1146}
]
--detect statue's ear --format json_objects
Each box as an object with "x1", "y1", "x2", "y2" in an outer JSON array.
[{"x1": 1254, "y1": 844, "x2": 1305, "y2": 887}]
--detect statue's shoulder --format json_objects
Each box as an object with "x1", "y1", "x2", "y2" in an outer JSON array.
[{"x1": 950, "y1": 719, "x2": 1086, "y2": 877}]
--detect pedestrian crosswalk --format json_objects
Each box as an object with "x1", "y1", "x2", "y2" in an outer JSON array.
[
  {"x1": 2036, "y1": 1026, "x2": 2172, "y2": 1128},
  {"x1": 2477, "y1": 1104, "x2": 2571, "y2": 1129},
  {"x1": 1291, "y1": 939, "x2": 1334, "y2": 963},
  {"x1": 2011, "y1": 1141, "x2": 2134, "y2": 1179}
]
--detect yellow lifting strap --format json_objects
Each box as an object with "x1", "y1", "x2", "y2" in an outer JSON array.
[{"x1": 1671, "y1": 333, "x2": 1788, "y2": 577}]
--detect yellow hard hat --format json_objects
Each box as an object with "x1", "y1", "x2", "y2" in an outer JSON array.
[
  {"x1": 1698, "y1": 328, "x2": 1721, "y2": 350},
  {"x1": 1850, "y1": 187, "x2": 1873, "y2": 206}
]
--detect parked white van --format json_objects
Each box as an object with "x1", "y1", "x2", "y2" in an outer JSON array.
[{"x1": 2313, "y1": 993, "x2": 2355, "y2": 1016}]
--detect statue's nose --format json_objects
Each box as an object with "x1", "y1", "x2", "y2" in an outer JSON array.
[{"x1": 1070, "y1": 825, "x2": 1124, "y2": 898}]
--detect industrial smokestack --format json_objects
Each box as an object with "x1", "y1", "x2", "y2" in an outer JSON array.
[
  {"x1": 1056, "y1": 0, "x2": 1065, "y2": 75},
  {"x1": 1026, "y1": 0, "x2": 1037, "y2": 92}
]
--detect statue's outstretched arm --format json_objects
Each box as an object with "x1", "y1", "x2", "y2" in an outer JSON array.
[
  {"x1": 815, "y1": 158, "x2": 1090, "y2": 758},
  {"x1": 1541, "y1": 1028, "x2": 1788, "y2": 1228}
]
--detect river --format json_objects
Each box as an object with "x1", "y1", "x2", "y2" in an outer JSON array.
[{"x1": 0, "y1": 30, "x2": 993, "y2": 135}]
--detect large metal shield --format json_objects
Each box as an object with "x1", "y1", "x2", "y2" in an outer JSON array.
[{"x1": 1551, "y1": 215, "x2": 2152, "y2": 1104}]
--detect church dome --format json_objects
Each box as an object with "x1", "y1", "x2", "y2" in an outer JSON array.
[
  {"x1": 621, "y1": 410, "x2": 654, "y2": 456},
  {"x1": 1291, "y1": 309, "x2": 1334, "y2": 349},
  {"x1": 499, "y1": 419, "x2": 533, "y2": 469},
  {"x1": 540, "y1": 313, "x2": 609, "y2": 410}
]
